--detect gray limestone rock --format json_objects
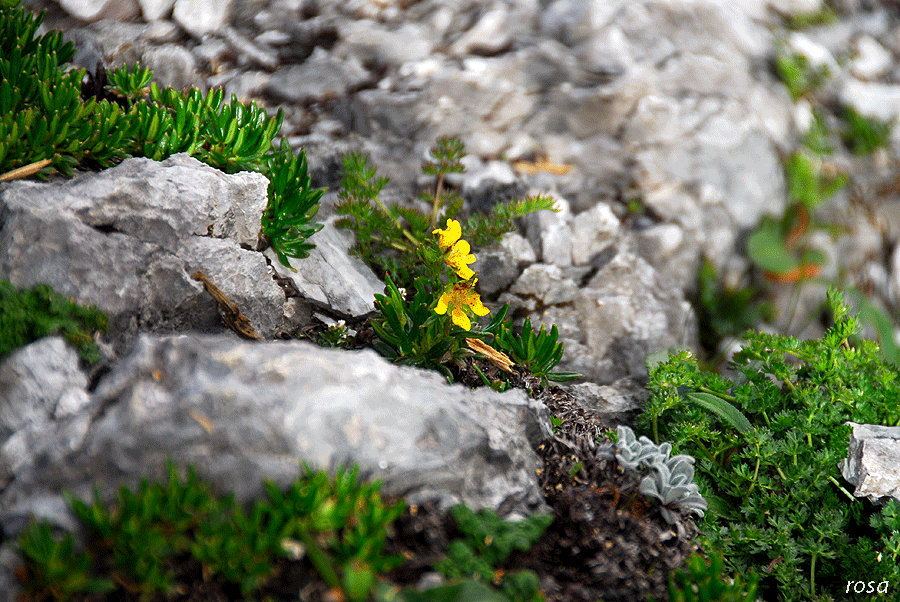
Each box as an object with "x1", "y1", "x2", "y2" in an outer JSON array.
[
  {"x1": 840, "y1": 422, "x2": 900, "y2": 504},
  {"x1": 57, "y1": 0, "x2": 141, "y2": 21},
  {"x1": 547, "y1": 249, "x2": 698, "y2": 384},
  {"x1": 265, "y1": 217, "x2": 384, "y2": 318},
  {"x1": 511, "y1": 263, "x2": 580, "y2": 306},
  {"x1": 172, "y1": 0, "x2": 231, "y2": 38},
  {"x1": 266, "y1": 48, "x2": 373, "y2": 105},
  {"x1": 0, "y1": 154, "x2": 289, "y2": 352},
  {"x1": 0, "y1": 334, "x2": 553, "y2": 544}
]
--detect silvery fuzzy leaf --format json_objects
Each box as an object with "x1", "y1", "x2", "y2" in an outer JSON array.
[
  {"x1": 615, "y1": 426, "x2": 664, "y2": 470},
  {"x1": 617, "y1": 425, "x2": 637, "y2": 447},
  {"x1": 673, "y1": 492, "x2": 708, "y2": 516},
  {"x1": 617, "y1": 447, "x2": 663, "y2": 471},
  {"x1": 656, "y1": 441, "x2": 672, "y2": 460},
  {"x1": 659, "y1": 506, "x2": 680, "y2": 525},
  {"x1": 640, "y1": 464, "x2": 700, "y2": 504},
  {"x1": 639, "y1": 474, "x2": 664, "y2": 502},
  {"x1": 669, "y1": 453, "x2": 695, "y2": 466},
  {"x1": 666, "y1": 457, "x2": 696, "y2": 486}
]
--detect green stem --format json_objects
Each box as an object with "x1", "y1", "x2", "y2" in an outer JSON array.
[
  {"x1": 430, "y1": 172, "x2": 445, "y2": 229},
  {"x1": 696, "y1": 385, "x2": 738, "y2": 403},
  {"x1": 810, "y1": 553, "x2": 816, "y2": 597},
  {"x1": 691, "y1": 438, "x2": 722, "y2": 471},
  {"x1": 743, "y1": 449, "x2": 761, "y2": 500},
  {"x1": 826, "y1": 475, "x2": 856, "y2": 502},
  {"x1": 295, "y1": 524, "x2": 341, "y2": 590},
  {"x1": 472, "y1": 362, "x2": 491, "y2": 387}
]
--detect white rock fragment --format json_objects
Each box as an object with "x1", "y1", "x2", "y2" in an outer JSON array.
[
  {"x1": 850, "y1": 35, "x2": 893, "y2": 80},
  {"x1": 138, "y1": 0, "x2": 176, "y2": 21},
  {"x1": 840, "y1": 422, "x2": 900, "y2": 504},
  {"x1": 173, "y1": 0, "x2": 231, "y2": 38}
]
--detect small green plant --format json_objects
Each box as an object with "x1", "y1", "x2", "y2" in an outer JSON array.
[
  {"x1": 659, "y1": 552, "x2": 759, "y2": 602},
  {"x1": 371, "y1": 274, "x2": 493, "y2": 377},
  {"x1": 493, "y1": 316, "x2": 582, "y2": 384},
  {"x1": 846, "y1": 288, "x2": 900, "y2": 365},
  {"x1": 1, "y1": 2, "x2": 323, "y2": 267},
  {"x1": 839, "y1": 105, "x2": 893, "y2": 156},
  {"x1": 435, "y1": 504, "x2": 551, "y2": 602},
  {"x1": 746, "y1": 151, "x2": 844, "y2": 282},
  {"x1": 640, "y1": 288, "x2": 900, "y2": 601},
  {"x1": 0, "y1": 2, "x2": 120, "y2": 177},
  {"x1": 262, "y1": 138, "x2": 325, "y2": 267},
  {"x1": 693, "y1": 257, "x2": 772, "y2": 358},
  {"x1": 334, "y1": 136, "x2": 579, "y2": 386},
  {"x1": 20, "y1": 461, "x2": 405, "y2": 601},
  {"x1": 104, "y1": 63, "x2": 152, "y2": 104},
  {"x1": 780, "y1": 6, "x2": 837, "y2": 30},
  {"x1": 317, "y1": 319, "x2": 352, "y2": 348},
  {"x1": 16, "y1": 521, "x2": 115, "y2": 600},
  {"x1": 335, "y1": 137, "x2": 555, "y2": 287},
  {"x1": 774, "y1": 46, "x2": 829, "y2": 101},
  {"x1": 0, "y1": 280, "x2": 108, "y2": 364},
  {"x1": 800, "y1": 108, "x2": 834, "y2": 155}
]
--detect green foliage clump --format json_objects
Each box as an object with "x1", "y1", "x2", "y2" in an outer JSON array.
[
  {"x1": 435, "y1": 504, "x2": 552, "y2": 602},
  {"x1": 262, "y1": 138, "x2": 324, "y2": 267},
  {"x1": 0, "y1": 1, "x2": 323, "y2": 268},
  {"x1": 0, "y1": 280, "x2": 108, "y2": 364},
  {"x1": 335, "y1": 136, "x2": 555, "y2": 288},
  {"x1": 492, "y1": 316, "x2": 582, "y2": 384},
  {"x1": 746, "y1": 151, "x2": 843, "y2": 281},
  {"x1": 371, "y1": 274, "x2": 488, "y2": 376},
  {"x1": 839, "y1": 105, "x2": 893, "y2": 156},
  {"x1": 16, "y1": 521, "x2": 115, "y2": 600},
  {"x1": 774, "y1": 47, "x2": 829, "y2": 101},
  {"x1": 693, "y1": 258, "x2": 772, "y2": 358},
  {"x1": 337, "y1": 137, "x2": 577, "y2": 387},
  {"x1": 658, "y1": 552, "x2": 759, "y2": 602},
  {"x1": 20, "y1": 461, "x2": 405, "y2": 602},
  {"x1": 0, "y1": 3, "x2": 109, "y2": 177},
  {"x1": 639, "y1": 288, "x2": 900, "y2": 601}
]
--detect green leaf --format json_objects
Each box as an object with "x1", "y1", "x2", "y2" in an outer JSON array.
[
  {"x1": 746, "y1": 216, "x2": 798, "y2": 274},
  {"x1": 684, "y1": 391, "x2": 753, "y2": 434}
]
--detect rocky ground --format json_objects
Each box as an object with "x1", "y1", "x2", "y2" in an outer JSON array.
[{"x1": 4, "y1": 0, "x2": 900, "y2": 600}]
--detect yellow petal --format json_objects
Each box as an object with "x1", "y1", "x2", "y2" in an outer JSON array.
[
  {"x1": 455, "y1": 266, "x2": 476, "y2": 280},
  {"x1": 460, "y1": 283, "x2": 489, "y2": 316},
  {"x1": 451, "y1": 307, "x2": 472, "y2": 330},
  {"x1": 435, "y1": 293, "x2": 450, "y2": 315},
  {"x1": 432, "y1": 219, "x2": 461, "y2": 248},
  {"x1": 451, "y1": 239, "x2": 471, "y2": 256}
]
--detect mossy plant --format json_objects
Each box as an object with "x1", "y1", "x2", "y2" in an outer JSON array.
[
  {"x1": 435, "y1": 504, "x2": 552, "y2": 602},
  {"x1": 0, "y1": 1, "x2": 323, "y2": 267},
  {"x1": 0, "y1": 280, "x2": 108, "y2": 364},
  {"x1": 774, "y1": 46, "x2": 829, "y2": 102},
  {"x1": 839, "y1": 105, "x2": 893, "y2": 156},
  {"x1": 657, "y1": 552, "x2": 759, "y2": 602},
  {"x1": 19, "y1": 461, "x2": 406, "y2": 602},
  {"x1": 641, "y1": 288, "x2": 900, "y2": 601}
]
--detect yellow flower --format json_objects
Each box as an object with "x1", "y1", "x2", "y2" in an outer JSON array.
[
  {"x1": 446, "y1": 239, "x2": 476, "y2": 280},
  {"x1": 435, "y1": 280, "x2": 490, "y2": 331},
  {"x1": 433, "y1": 219, "x2": 476, "y2": 279},
  {"x1": 433, "y1": 219, "x2": 462, "y2": 248}
]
